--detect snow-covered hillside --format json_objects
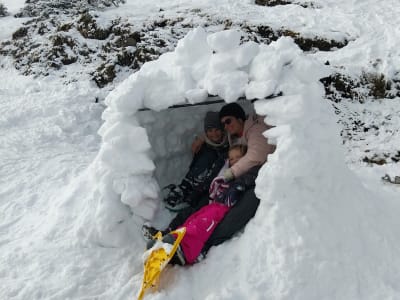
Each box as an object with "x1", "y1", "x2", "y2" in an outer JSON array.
[{"x1": 0, "y1": 0, "x2": 399, "y2": 300}]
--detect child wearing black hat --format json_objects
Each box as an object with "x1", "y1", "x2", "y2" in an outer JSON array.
[{"x1": 163, "y1": 111, "x2": 229, "y2": 211}]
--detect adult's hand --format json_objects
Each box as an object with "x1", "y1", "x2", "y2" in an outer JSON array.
[{"x1": 191, "y1": 135, "x2": 205, "y2": 155}]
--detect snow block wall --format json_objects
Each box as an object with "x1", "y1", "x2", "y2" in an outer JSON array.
[
  {"x1": 88, "y1": 27, "x2": 329, "y2": 246},
  {"x1": 88, "y1": 26, "x2": 341, "y2": 247},
  {"x1": 194, "y1": 46, "x2": 400, "y2": 299},
  {"x1": 210, "y1": 82, "x2": 400, "y2": 299},
  {"x1": 87, "y1": 27, "x2": 294, "y2": 247},
  {"x1": 84, "y1": 26, "x2": 400, "y2": 298}
]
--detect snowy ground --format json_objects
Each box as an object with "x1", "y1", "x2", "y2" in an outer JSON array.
[{"x1": 1, "y1": 0, "x2": 399, "y2": 300}]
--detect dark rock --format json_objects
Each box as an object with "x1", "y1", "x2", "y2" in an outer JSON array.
[
  {"x1": 0, "y1": 3, "x2": 9, "y2": 17},
  {"x1": 255, "y1": 0, "x2": 292, "y2": 6},
  {"x1": 93, "y1": 63, "x2": 116, "y2": 88},
  {"x1": 362, "y1": 156, "x2": 387, "y2": 165},
  {"x1": 281, "y1": 30, "x2": 348, "y2": 51},
  {"x1": 58, "y1": 23, "x2": 73, "y2": 32},
  {"x1": 12, "y1": 27, "x2": 28, "y2": 40},
  {"x1": 77, "y1": 13, "x2": 111, "y2": 40},
  {"x1": 117, "y1": 50, "x2": 136, "y2": 66}
]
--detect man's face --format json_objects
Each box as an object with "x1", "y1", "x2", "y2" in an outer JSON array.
[
  {"x1": 205, "y1": 128, "x2": 223, "y2": 143},
  {"x1": 221, "y1": 116, "x2": 244, "y2": 136}
]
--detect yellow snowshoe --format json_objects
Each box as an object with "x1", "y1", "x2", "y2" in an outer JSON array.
[{"x1": 137, "y1": 227, "x2": 186, "y2": 300}]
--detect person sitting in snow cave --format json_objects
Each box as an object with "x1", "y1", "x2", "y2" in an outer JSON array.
[
  {"x1": 143, "y1": 103, "x2": 275, "y2": 262},
  {"x1": 147, "y1": 144, "x2": 261, "y2": 265},
  {"x1": 163, "y1": 111, "x2": 229, "y2": 211}
]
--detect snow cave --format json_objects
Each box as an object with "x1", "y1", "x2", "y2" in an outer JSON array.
[
  {"x1": 91, "y1": 26, "x2": 332, "y2": 247},
  {"x1": 85, "y1": 26, "x2": 400, "y2": 299}
]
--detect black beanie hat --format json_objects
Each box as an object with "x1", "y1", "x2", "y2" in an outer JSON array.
[
  {"x1": 204, "y1": 111, "x2": 223, "y2": 132},
  {"x1": 219, "y1": 103, "x2": 246, "y2": 122}
]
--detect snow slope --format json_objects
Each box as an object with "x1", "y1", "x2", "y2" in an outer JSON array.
[{"x1": 1, "y1": 0, "x2": 399, "y2": 300}]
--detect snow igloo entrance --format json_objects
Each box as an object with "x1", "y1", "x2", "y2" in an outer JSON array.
[
  {"x1": 136, "y1": 98, "x2": 255, "y2": 190},
  {"x1": 95, "y1": 28, "x2": 318, "y2": 242}
]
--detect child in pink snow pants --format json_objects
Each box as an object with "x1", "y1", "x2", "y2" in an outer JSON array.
[{"x1": 176, "y1": 145, "x2": 247, "y2": 264}]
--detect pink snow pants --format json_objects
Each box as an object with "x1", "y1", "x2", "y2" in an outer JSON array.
[{"x1": 178, "y1": 202, "x2": 229, "y2": 264}]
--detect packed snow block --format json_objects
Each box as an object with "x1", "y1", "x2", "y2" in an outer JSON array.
[
  {"x1": 101, "y1": 123, "x2": 151, "y2": 153},
  {"x1": 249, "y1": 47, "x2": 284, "y2": 82},
  {"x1": 174, "y1": 28, "x2": 212, "y2": 82},
  {"x1": 290, "y1": 55, "x2": 331, "y2": 84},
  {"x1": 256, "y1": 94, "x2": 306, "y2": 124},
  {"x1": 207, "y1": 42, "x2": 258, "y2": 74},
  {"x1": 119, "y1": 175, "x2": 159, "y2": 208},
  {"x1": 233, "y1": 41, "x2": 260, "y2": 68},
  {"x1": 207, "y1": 29, "x2": 241, "y2": 52},
  {"x1": 245, "y1": 80, "x2": 277, "y2": 100},
  {"x1": 204, "y1": 70, "x2": 249, "y2": 102},
  {"x1": 168, "y1": 65, "x2": 197, "y2": 95},
  {"x1": 249, "y1": 37, "x2": 303, "y2": 84},
  {"x1": 175, "y1": 27, "x2": 212, "y2": 66},
  {"x1": 191, "y1": 60, "x2": 211, "y2": 83},
  {"x1": 108, "y1": 132, "x2": 148, "y2": 153},
  {"x1": 99, "y1": 143, "x2": 155, "y2": 174},
  {"x1": 100, "y1": 106, "x2": 122, "y2": 124},
  {"x1": 134, "y1": 199, "x2": 158, "y2": 221},
  {"x1": 269, "y1": 36, "x2": 302, "y2": 67},
  {"x1": 105, "y1": 75, "x2": 144, "y2": 114},
  {"x1": 185, "y1": 88, "x2": 208, "y2": 104},
  {"x1": 175, "y1": 28, "x2": 212, "y2": 82},
  {"x1": 98, "y1": 109, "x2": 143, "y2": 140},
  {"x1": 207, "y1": 52, "x2": 239, "y2": 73},
  {"x1": 142, "y1": 69, "x2": 186, "y2": 111},
  {"x1": 139, "y1": 53, "x2": 199, "y2": 105}
]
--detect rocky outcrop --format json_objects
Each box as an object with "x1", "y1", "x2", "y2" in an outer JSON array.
[
  {"x1": 255, "y1": 0, "x2": 319, "y2": 8},
  {"x1": 0, "y1": 1, "x2": 353, "y2": 89},
  {"x1": 321, "y1": 71, "x2": 400, "y2": 102},
  {"x1": 0, "y1": 2, "x2": 8, "y2": 17}
]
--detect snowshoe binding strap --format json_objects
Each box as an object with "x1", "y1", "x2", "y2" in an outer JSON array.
[{"x1": 137, "y1": 228, "x2": 186, "y2": 300}]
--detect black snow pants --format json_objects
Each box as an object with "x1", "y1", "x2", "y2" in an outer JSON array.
[
  {"x1": 178, "y1": 144, "x2": 226, "y2": 207},
  {"x1": 186, "y1": 145, "x2": 221, "y2": 185},
  {"x1": 202, "y1": 188, "x2": 260, "y2": 253}
]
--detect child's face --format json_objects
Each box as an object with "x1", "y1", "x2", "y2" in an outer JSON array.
[
  {"x1": 206, "y1": 128, "x2": 223, "y2": 143},
  {"x1": 228, "y1": 148, "x2": 243, "y2": 167}
]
